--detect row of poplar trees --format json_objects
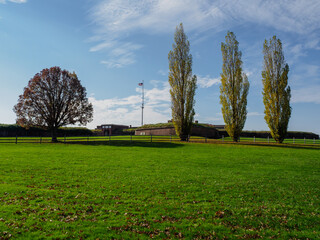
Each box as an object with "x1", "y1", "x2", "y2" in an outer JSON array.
[{"x1": 168, "y1": 23, "x2": 291, "y2": 143}]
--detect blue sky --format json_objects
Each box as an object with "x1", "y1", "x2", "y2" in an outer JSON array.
[{"x1": 0, "y1": 0, "x2": 319, "y2": 134}]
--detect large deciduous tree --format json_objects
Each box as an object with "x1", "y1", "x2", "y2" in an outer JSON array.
[
  {"x1": 168, "y1": 23, "x2": 197, "y2": 141},
  {"x1": 262, "y1": 36, "x2": 291, "y2": 143},
  {"x1": 14, "y1": 67, "x2": 93, "y2": 142},
  {"x1": 220, "y1": 31, "x2": 249, "y2": 142}
]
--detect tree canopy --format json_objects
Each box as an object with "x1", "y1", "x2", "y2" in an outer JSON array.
[
  {"x1": 220, "y1": 31, "x2": 249, "y2": 142},
  {"x1": 14, "y1": 67, "x2": 93, "y2": 142},
  {"x1": 262, "y1": 36, "x2": 291, "y2": 143},
  {"x1": 168, "y1": 23, "x2": 197, "y2": 141}
]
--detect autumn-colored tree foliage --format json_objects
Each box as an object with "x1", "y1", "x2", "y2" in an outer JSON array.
[
  {"x1": 14, "y1": 67, "x2": 93, "y2": 142},
  {"x1": 168, "y1": 23, "x2": 197, "y2": 141},
  {"x1": 220, "y1": 31, "x2": 249, "y2": 142},
  {"x1": 262, "y1": 36, "x2": 291, "y2": 143}
]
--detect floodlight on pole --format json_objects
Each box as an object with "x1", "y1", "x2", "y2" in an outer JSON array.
[{"x1": 138, "y1": 80, "x2": 144, "y2": 126}]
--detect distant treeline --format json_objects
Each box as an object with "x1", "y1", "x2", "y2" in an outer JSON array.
[
  {"x1": 0, "y1": 124, "x2": 99, "y2": 137},
  {"x1": 218, "y1": 130, "x2": 319, "y2": 140}
]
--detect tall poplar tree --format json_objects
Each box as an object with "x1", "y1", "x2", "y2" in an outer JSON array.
[
  {"x1": 220, "y1": 31, "x2": 249, "y2": 142},
  {"x1": 168, "y1": 23, "x2": 197, "y2": 141},
  {"x1": 262, "y1": 36, "x2": 291, "y2": 143}
]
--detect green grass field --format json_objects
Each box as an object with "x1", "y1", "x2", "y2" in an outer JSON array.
[{"x1": 0, "y1": 142, "x2": 319, "y2": 239}]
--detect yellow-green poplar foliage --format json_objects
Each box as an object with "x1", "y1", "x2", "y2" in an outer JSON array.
[
  {"x1": 220, "y1": 32, "x2": 249, "y2": 142},
  {"x1": 168, "y1": 23, "x2": 197, "y2": 141},
  {"x1": 262, "y1": 36, "x2": 291, "y2": 143}
]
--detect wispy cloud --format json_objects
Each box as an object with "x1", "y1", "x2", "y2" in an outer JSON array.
[
  {"x1": 291, "y1": 64, "x2": 320, "y2": 86},
  {"x1": 97, "y1": 42, "x2": 143, "y2": 68},
  {"x1": 305, "y1": 38, "x2": 320, "y2": 50},
  {"x1": 218, "y1": 0, "x2": 320, "y2": 35},
  {"x1": 89, "y1": 0, "x2": 226, "y2": 35},
  {"x1": 292, "y1": 86, "x2": 320, "y2": 104},
  {"x1": 247, "y1": 112, "x2": 264, "y2": 117},
  {"x1": 197, "y1": 75, "x2": 220, "y2": 88},
  {"x1": 89, "y1": 0, "x2": 320, "y2": 68},
  {"x1": 0, "y1": 0, "x2": 27, "y2": 3},
  {"x1": 88, "y1": 0, "x2": 225, "y2": 68},
  {"x1": 157, "y1": 70, "x2": 168, "y2": 76},
  {"x1": 87, "y1": 81, "x2": 171, "y2": 128},
  {"x1": 101, "y1": 56, "x2": 135, "y2": 69}
]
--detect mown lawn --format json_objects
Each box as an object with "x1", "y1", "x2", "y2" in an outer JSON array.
[{"x1": 0, "y1": 142, "x2": 319, "y2": 239}]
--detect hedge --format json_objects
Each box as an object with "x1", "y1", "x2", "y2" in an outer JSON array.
[{"x1": 0, "y1": 124, "x2": 96, "y2": 137}]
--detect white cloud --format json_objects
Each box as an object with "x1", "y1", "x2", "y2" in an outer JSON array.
[
  {"x1": 304, "y1": 65, "x2": 320, "y2": 77},
  {"x1": 98, "y1": 42, "x2": 143, "y2": 68},
  {"x1": 88, "y1": 0, "x2": 227, "y2": 68},
  {"x1": 101, "y1": 57, "x2": 135, "y2": 69},
  {"x1": 89, "y1": 41, "x2": 115, "y2": 52},
  {"x1": 157, "y1": 70, "x2": 168, "y2": 76},
  {"x1": 286, "y1": 40, "x2": 320, "y2": 65},
  {"x1": 87, "y1": 81, "x2": 171, "y2": 128},
  {"x1": 0, "y1": 0, "x2": 27, "y2": 3},
  {"x1": 290, "y1": 44, "x2": 304, "y2": 56},
  {"x1": 291, "y1": 64, "x2": 320, "y2": 86},
  {"x1": 90, "y1": 0, "x2": 226, "y2": 35},
  {"x1": 89, "y1": 0, "x2": 320, "y2": 68},
  {"x1": 305, "y1": 38, "x2": 320, "y2": 50},
  {"x1": 292, "y1": 86, "x2": 320, "y2": 104},
  {"x1": 244, "y1": 70, "x2": 254, "y2": 78},
  {"x1": 285, "y1": 43, "x2": 306, "y2": 65},
  {"x1": 197, "y1": 75, "x2": 220, "y2": 88},
  {"x1": 221, "y1": 0, "x2": 320, "y2": 35}
]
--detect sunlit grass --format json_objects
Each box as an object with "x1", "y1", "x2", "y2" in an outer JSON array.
[{"x1": 0, "y1": 142, "x2": 319, "y2": 239}]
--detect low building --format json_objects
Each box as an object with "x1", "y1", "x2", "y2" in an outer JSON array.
[
  {"x1": 96, "y1": 124, "x2": 129, "y2": 136},
  {"x1": 135, "y1": 123, "x2": 220, "y2": 139},
  {"x1": 212, "y1": 125, "x2": 225, "y2": 130}
]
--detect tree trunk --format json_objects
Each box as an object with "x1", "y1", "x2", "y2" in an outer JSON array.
[
  {"x1": 51, "y1": 128, "x2": 58, "y2": 143},
  {"x1": 179, "y1": 134, "x2": 188, "y2": 141}
]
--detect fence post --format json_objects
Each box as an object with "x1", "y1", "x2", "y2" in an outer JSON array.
[
  {"x1": 16, "y1": 135, "x2": 18, "y2": 144},
  {"x1": 130, "y1": 133, "x2": 132, "y2": 143},
  {"x1": 170, "y1": 135, "x2": 172, "y2": 143},
  {"x1": 254, "y1": 136, "x2": 255, "y2": 143},
  {"x1": 267, "y1": 136, "x2": 269, "y2": 144},
  {"x1": 293, "y1": 137, "x2": 295, "y2": 144},
  {"x1": 222, "y1": 135, "x2": 224, "y2": 142},
  {"x1": 40, "y1": 136, "x2": 42, "y2": 144},
  {"x1": 64, "y1": 135, "x2": 66, "y2": 144},
  {"x1": 150, "y1": 134, "x2": 152, "y2": 143},
  {"x1": 304, "y1": 137, "x2": 306, "y2": 144},
  {"x1": 314, "y1": 138, "x2": 315, "y2": 144},
  {"x1": 205, "y1": 137, "x2": 207, "y2": 143}
]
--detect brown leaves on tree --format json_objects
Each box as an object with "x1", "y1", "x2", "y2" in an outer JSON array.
[{"x1": 13, "y1": 67, "x2": 93, "y2": 142}]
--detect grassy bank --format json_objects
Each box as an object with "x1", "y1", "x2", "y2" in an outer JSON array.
[{"x1": 0, "y1": 142, "x2": 319, "y2": 239}]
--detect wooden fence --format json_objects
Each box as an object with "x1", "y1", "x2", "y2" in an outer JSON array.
[{"x1": 0, "y1": 135, "x2": 319, "y2": 146}]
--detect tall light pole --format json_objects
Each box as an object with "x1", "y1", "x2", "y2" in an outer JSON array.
[{"x1": 139, "y1": 80, "x2": 144, "y2": 126}]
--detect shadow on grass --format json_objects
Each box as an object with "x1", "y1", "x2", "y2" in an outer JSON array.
[{"x1": 65, "y1": 140, "x2": 184, "y2": 148}]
